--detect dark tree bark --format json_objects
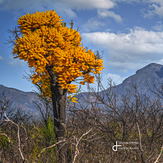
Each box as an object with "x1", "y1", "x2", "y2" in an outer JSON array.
[{"x1": 46, "y1": 64, "x2": 69, "y2": 163}]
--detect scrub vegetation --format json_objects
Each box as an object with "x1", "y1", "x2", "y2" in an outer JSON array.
[{"x1": 0, "y1": 76, "x2": 163, "y2": 163}]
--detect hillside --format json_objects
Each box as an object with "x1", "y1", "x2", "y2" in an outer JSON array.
[
  {"x1": 73, "y1": 63, "x2": 163, "y2": 109},
  {"x1": 1, "y1": 63, "x2": 163, "y2": 115}
]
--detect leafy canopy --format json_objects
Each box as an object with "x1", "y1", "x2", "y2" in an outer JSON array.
[{"x1": 12, "y1": 10, "x2": 104, "y2": 99}]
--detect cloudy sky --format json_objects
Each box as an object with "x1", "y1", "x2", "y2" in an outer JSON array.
[{"x1": 1, "y1": 0, "x2": 163, "y2": 94}]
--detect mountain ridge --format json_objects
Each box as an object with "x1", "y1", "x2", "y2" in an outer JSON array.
[
  {"x1": 1, "y1": 63, "x2": 163, "y2": 114},
  {"x1": 73, "y1": 63, "x2": 163, "y2": 109}
]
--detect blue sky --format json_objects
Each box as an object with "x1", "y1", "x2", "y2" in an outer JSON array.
[{"x1": 1, "y1": 0, "x2": 163, "y2": 94}]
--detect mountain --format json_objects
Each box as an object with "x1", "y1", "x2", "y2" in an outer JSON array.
[
  {"x1": 1, "y1": 63, "x2": 163, "y2": 115},
  {"x1": 0, "y1": 84, "x2": 42, "y2": 115},
  {"x1": 112, "y1": 62, "x2": 163, "y2": 98},
  {"x1": 73, "y1": 63, "x2": 163, "y2": 109},
  {"x1": 107, "y1": 62, "x2": 163, "y2": 98}
]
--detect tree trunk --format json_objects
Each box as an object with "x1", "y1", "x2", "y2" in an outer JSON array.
[{"x1": 46, "y1": 64, "x2": 69, "y2": 163}]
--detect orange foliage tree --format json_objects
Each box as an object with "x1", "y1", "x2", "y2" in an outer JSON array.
[{"x1": 11, "y1": 9, "x2": 104, "y2": 162}]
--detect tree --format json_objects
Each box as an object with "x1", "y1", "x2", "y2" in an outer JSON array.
[{"x1": 8, "y1": 9, "x2": 104, "y2": 162}]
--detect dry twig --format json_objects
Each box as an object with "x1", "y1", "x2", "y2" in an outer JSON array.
[
  {"x1": 154, "y1": 146, "x2": 163, "y2": 163},
  {"x1": 72, "y1": 128, "x2": 92, "y2": 163}
]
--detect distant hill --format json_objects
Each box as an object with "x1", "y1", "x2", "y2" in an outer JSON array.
[
  {"x1": 73, "y1": 63, "x2": 163, "y2": 109},
  {"x1": 0, "y1": 84, "x2": 42, "y2": 115},
  {"x1": 1, "y1": 63, "x2": 163, "y2": 115}
]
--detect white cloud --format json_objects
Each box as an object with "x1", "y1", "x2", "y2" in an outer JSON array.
[
  {"x1": 98, "y1": 9, "x2": 122, "y2": 23},
  {"x1": 7, "y1": 56, "x2": 26, "y2": 66},
  {"x1": 0, "y1": 0, "x2": 4, "y2": 4},
  {"x1": 59, "y1": 0, "x2": 115, "y2": 10},
  {"x1": 114, "y1": 0, "x2": 163, "y2": 5},
  {"x1": 113, "y1": 0, "x2": 163, "y2": 18},
  {"x1": 5, "y1": 0, "x2": 163, "y2": 20},
  {"x1": 151, "y1": 3, "x2": 163, "y2": 17},
  {"x1": 103, "y1": 73, "x2": 126, "y2": 85},
  {"x1": 82, "y1": 18, "x2": 106, "y2": 32},
  {"x1": 0, "y1": 0, "x2": 115, "y2": 17},
  {"x1": 0, "y1": 0, "x2": 119, "y2": 25},
  {"x1": 148, "y1": 0, "x2": 163, "y2": 5},
  {"x1": 152, "y1": 21, "x2": 163, "y2": 31},
  {"x1": 0, "y1": 0, "x2": 77, "y2": 18},
  {"x1": 81, "y1": 27, "x2": 163, "y2": 72},
  {"x1": 112, "y1": 0, "x2": 140, "y2": 2},
  {"x1": 53, "y1": 2, "x2": 77, "y2": 19},
  {"x1": 157, "y1": 59, "x2": 163, "y2": 65},
  {"x1": 141, "y1": 0, "x2": 163, "y2": 18},
  {"x1": 142, "y1": 10, "x2": 154, "y2": 19},
  {"x1": 107, "y1": 61, "x2": 148, "y2": 73},
  {"x1": 0, "y1": 55, "x2": 3, "y2": 60}
]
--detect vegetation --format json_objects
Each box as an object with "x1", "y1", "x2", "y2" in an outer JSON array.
[
  {"x1": 6, "y1": 9, "x2": 104, "y2": 163},
  {"x1": 0, "y1": 75, "x2": 163, "y2": 162}
]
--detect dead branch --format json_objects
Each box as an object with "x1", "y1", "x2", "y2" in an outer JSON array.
[
  {"x1": 72, "y1": 128, "x2": 92, "y2": 163},
  {"x1": 154, "y1": 146, "x2": 163, "y2": 163},
  {"x1": 3, "y1": 110, "x2": 25, "y2": 162},
  {"x1": 37, "y1": 138, "x2": 66, "y2": 158},
  {"x1": 136, "y1": 122, "x2": 145, "y2": 163}
]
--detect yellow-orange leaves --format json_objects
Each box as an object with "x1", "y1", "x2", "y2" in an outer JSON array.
[{"x1": 12, "y1": 10, "x2": 104, "y2": 99}]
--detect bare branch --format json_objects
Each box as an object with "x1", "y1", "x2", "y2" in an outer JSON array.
[
  {"x1": 136, "y1": 122, "x2": 145, "y2": 163},
  {"x1": 33, "y1": 138, "x2": 66, "y2": 162},
  {"x1": 72, "y1": 128, "x2": 92, "y2": 163},
  {"x1": 2, "y1": 107, "x2": 25, "y2": 162},
  {"x1": 154, "y1": 146, "x2": 163, "y2": 163}
]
